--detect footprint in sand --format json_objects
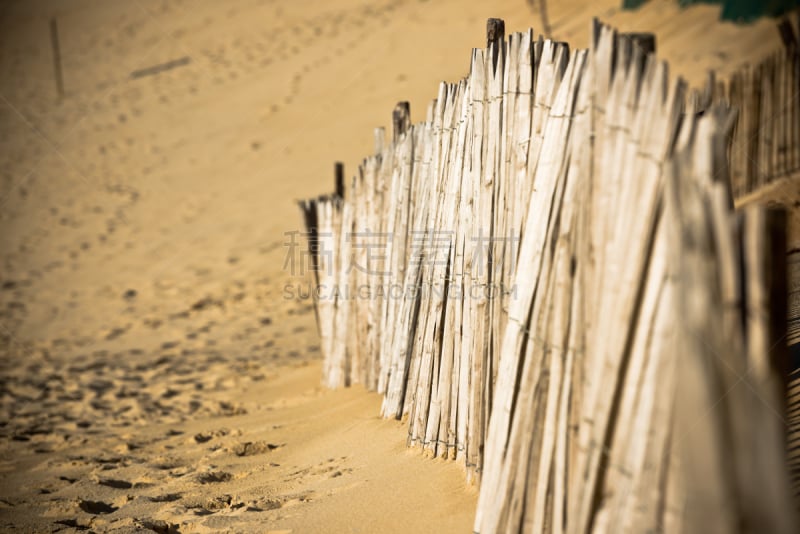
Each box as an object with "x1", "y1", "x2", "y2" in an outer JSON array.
[
  {"x1": 78, "y1": 499, "x2": 119, "y2": 514},
  {"x1": 90, "y1": 454, "x2": 129, "y2": 467},
  {"x1": 147, "y1": 492, "x2": 182, "y2": 503},
  {"x1": 97, "y1": 477, "x2": 133, "y2": 489},
  {"x1": 192, "y1": 427, "x2": 234, "y2": 444},
  {"x1": 54, "y1": 518, "x2": 92, "y2": 530},
  {"x1": 278, "y1": 490, "x2": 315, "y2": 508},
  {"x1": 195, "y1": 471, "x2": 233, "y2": 484},
  {"x1": 34, "y1": 476, "x2": 75, "y2": 495},
  {"x1": 149, "y1": 456, "x2": 186, "y2": 472},
  {"x1": 231, "y1": 441, "x2": 281, "y2": 457},
  {"x1": 136, "y1": 518, "x2": 181, "y2": 533}
]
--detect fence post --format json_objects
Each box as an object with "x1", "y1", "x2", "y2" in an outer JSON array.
[{"x1": 392, "y1": 102, "x2": 410, "y2": 142}]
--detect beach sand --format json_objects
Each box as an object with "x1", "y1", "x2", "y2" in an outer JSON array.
[{"x1": 0, "y1": 0, "x2": 791, "y2": 531}]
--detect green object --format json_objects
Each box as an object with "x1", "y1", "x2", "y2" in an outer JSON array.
[
  {"x1": 623, "y1": 0, "x2": 799, "y2": 22},
  {"x1": 622, "y1": 0, "x2": 649, "y2": 8}
]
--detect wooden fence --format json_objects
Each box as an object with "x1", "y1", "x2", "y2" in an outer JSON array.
[
  {"x1": 728, "y1": 14, "x2": 799, "y2": 196},
  {"x1": 300, "y1": 18, "x2": 798, "y2": 533}
]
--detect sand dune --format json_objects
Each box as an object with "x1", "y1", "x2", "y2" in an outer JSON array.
[{"x1": 0, "y1": 0, "x2": 791, "y2": 532}]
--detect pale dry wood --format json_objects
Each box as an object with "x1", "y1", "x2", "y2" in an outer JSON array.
[
  {"x1": 563, "y1": 46, "x2": 595, "y2": 531},
  {"x1": 381, "y1": 114, "x2": 433, "y2": 417},
  {"x1": 552, "y1": 248, "x2": 585, "y2": 534},
  {"x1": 420, "y1": 83, "x2": 464, "y2": 447},
  {"x1": 382, "y1": 120, "x2": 430, "y2": 413},
  {"x1": 407, "y1": 81, "x2": 461, "y2": 446},
  {"x1": 600, "y1": 216, "x2": 669, "y2": 534},
  {"x1": 478, "y1": 32, "x2": 506, "y2": 480},
  {"x1": 525, "y1": 67, "x2": 584, "y2": 534},
  {"x1": 491, "y1": 32, "x2": 516, "y2": 400},
  {"x1": 456, "y1": 47, "x2": 487, "y2": 466},
  {"x1": 403, "y1": 85, "x2": 449, "y2": 421},
  {"x1": 574, "y1": 52, "x2": 684, "y2": 534},
  {"x1": 424, "y1": 78, "x2": 470, "y2": 457},
  {"x1": 442, "y1": 76, "x2": 475, "y2": 458},
  {"x1": 439, "y1": 88, "x2": 472, "y2": 457},
  {"x1": 572, "y1": 24, "x2": 627, "y2": 526},
  {"x1": 306, "y1": 17, "x2": 799, "y2": 533},
  {"x1": 369, "y1": 143, "x2": 392, "y2": 390},
  {"x1": 511, "y1": 30, "x2": 535, "y2": 252},
  {"x1": 378, "y1": 122, "x2": 414, "y2": 394},
  {"x1": 360, "y1": 151, "x2": 387, "y2": 391},
  {"x1": 527, "y1": 50, "x2": 588, "y2": 534},
  {"x1": 577, "y1": 37, "x2": 651, "y2": 531},
  {"x1": 599, "y1": 78, "x2": 679, "y2": 526},
  {"x1": 354, "y1": 157, "x2": 378, "y2": 384},
  {"x1": 476, "y1": 45, "x2": 584, "y2": 533},
  {"x1": 345, "y1": 183, "x2": 361, "y2": 385},
  {"x1": 463, "y1": 38, "x2": 502, "y2": 481},
  {"x1": 583, "y1": 20, "x2": 616, "y2": 382},
  {"x1": 316, "y1": 199, "x2": 338, "y2": 387},
  {"x1": 624, "y1": 277, "x2": 676, "y2": 534},
  {"x1": 668, "y1": 131, "x2": 739, "y2": 534},
  {"x1": 330, "y1": 198, "x2": 352, "y2": 388}
]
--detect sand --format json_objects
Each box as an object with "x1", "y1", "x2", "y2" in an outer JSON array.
[
  {"x1": 0, "y1": 0, "x2": 791, "y2": 532},
  {"x1": 0, "y1": 358, "x2": 477, "y2": 532}
]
